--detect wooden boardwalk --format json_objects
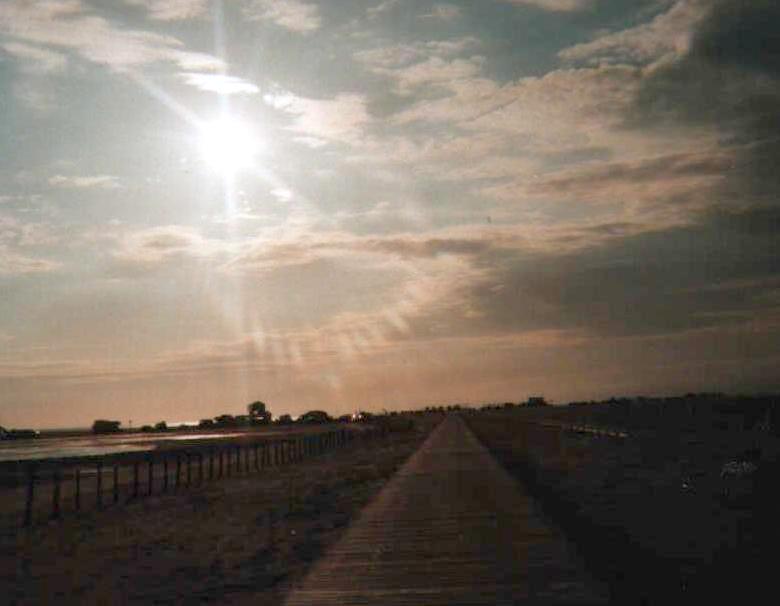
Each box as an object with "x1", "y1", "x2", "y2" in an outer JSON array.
[{"x1": 285, "y1": 416, "x2": 608, "y2": 605}]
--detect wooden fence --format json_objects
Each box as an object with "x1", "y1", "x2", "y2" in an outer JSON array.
[{"x1": 16, "y1": 427, "x2": 380, "y2": 529}]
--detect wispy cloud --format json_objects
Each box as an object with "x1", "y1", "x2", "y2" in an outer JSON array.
[
  {"x1": 419, "y1": 4, "x2": 461, "y2": 21},
  {"x1": 0, "y1": 247, "x2": 60, "y2": 275},
  {"x1": 501, "y1": 0, "x2": 594, "y2": 12},
  {"x1": 0, "y1": 0, "x2": 223, "y2": 71},
  {"x1": 263, "y1": 89, "x2": 369, "y2": 143},
  {"x1": 559, "y1": 0, "x2": 707, "y2": 65},
  {"x1": 179, "y1": 72, "x2": 259, "y2": 95},
  {"x1": 1, "y1": 41, "x2": 67, "y2": 73},
  {"x1": 367, "y1": 0, "x2": 400, "y2": 20},
  {"x1": 243, "y1": 0, "x2": 321, "y2": 34},
  {"x1": 49, "y1": 174, "x2": 121, "y2": 189},
  {"x1": 111, "y1": 225, "x2": 227, "y2": 273},
  {"x1": 126, "y1": 0, "x2": 208, "y2": 21}
]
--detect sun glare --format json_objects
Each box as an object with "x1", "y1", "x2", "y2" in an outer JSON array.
[{"x1": 199, "y1": 117, "x2": 258, "y2": 175}]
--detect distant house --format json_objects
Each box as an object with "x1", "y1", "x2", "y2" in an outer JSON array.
[
  {"x1": 525, "y1": 396, "x2": 548, "y2": 407},
  {"x1": 92, "y1": 419, "x2": 121, "y2": 434}
]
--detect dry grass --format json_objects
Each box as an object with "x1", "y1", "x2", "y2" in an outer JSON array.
[{"x1": 0, "y1": 417, "x2": 439, "y2": 605}]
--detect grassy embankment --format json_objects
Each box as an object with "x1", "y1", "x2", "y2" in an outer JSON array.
[
  {"x1": 0, "y1": 414, "x2": 440, "y2": 605},
  {"x1": 466, "y1": 404, "x2": 780, "y2": 604}
]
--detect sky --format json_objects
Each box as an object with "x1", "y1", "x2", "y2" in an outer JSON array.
[{"x1": 1, "y1": 0, "x2": 779, "y2": 428}]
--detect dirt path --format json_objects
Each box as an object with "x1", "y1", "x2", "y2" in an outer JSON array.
[{"x1": 285, "y1": 415, "x2": 607, "y2": 605}]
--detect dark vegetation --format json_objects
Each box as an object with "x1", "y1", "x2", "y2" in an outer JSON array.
[{"x1": 465, "y1": 394, "x2": 780, "y2": 604}]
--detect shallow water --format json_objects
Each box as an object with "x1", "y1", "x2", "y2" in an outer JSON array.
[{"x1": 0, "y1": 431, "x2": 250, "y2": 462}]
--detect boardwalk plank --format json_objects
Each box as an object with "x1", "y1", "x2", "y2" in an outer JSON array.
[{"x1": 285, "y1": 416, "x2": 608, "y2": 605}]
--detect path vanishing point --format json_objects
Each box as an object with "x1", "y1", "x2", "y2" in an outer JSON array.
[{"x1": 285, "y1": 415, "x2": 609, "y2": 605}]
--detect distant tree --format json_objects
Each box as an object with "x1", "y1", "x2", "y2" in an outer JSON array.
[
  {"x1": 140, "y1": 425, "x2": 153, "y2": 433},
  {"x1": 198, "y1": 419, "x2": 215, "y2": 429},
  {"x1": 298, "y1": 410, "x2": 331, "y2": 424},
  {"x1": 154, "y1": 421, "x2": 168, "y2": 432},
  {"x1": 248, "y1": 401, "x2": 272, "y2": 424},
  {"x1": 277, "y1": 414, "x2": 293, "y2": 425}
]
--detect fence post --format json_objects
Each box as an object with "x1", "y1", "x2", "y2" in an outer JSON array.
[
  {"x1": 163, "y1": 458, "x2": 169, "y2": 492},
  {"x1": 198, "y1": 453, "x2": 204, "y2": 484},
  {"x1": 24, "y1": 464, "x2": 36, "y2": 527},
  {"x1": 74, "y1": 468, "x2": 81, "y2": 512},
  {"x1": 51, "y1": 468, "x2": 61, "y2": 520},
  {"x1": 226, "y1": 448, "x2": 232, "y2": 477},
  {"x1": 175, "y1": 456, "x2": 182, "y2": 489},
  {"x1": 96, "y1": 462, "x2": 103, "y2": 509},
  {"x1": 219, "y1": 449, "x2": 224, "y2": 478},
  {"x1": 133, "y1": 461, "x2": 140, "y2": 500},
  {"x1": 148, "y1": 457, "x2": 154, "y2": 497},
  {"x1": 113, "y1": 464, "x2": 119, "y2": 504},
  {"x1": 254, "y1": 444, "x2": 259, "y2": 471}
]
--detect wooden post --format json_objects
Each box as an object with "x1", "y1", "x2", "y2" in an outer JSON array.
[
  {"x1": 226, "y1": 448, "x2": 232, "y2": 477},
  {"x1": 198, "y1": 453, "x2": 203, "y2": 484},
  {"x1": 51, "y1": 468, "x2": 61, "y2": 520},
  {"x1": 219, "y1": 449, "x2": 224, "y2": 478},
  {"x1": 254, "y1": 444, "x2": 259, "y2": 471},
  {"x1": 186, "y1": 453, "x2": 192, "y2": 487},
  {"x1": 24, "y1": 464, "x2": 36, "y2": 527},
  {"x1": 96, "y1": 462, "x2": 103, "y2": 509},
  {"x1": 175, "y1": 456, "x2": 181, "y2": 489},
  {"x1": 113, "y1": 464, "x2": 119, "y2": 504},
  {"x1": 133, "y1": 462, "x2": 140, "y2": 499},
  {"x1": 147, "y1": 457, "x2": 153, "y2": 496},
  {"x1": 208, "y1": 450, "x2": 214, "y2": 480},
  {"x1": 163, "y1": 458, "x2": 169, "y2": 492},
  {"x1": 75, "y1": 468, "x2": 81, "y2": 511}
]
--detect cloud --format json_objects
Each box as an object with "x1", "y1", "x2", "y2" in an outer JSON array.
[
  {"x1": 243, "y1": 0, "x2": 321, "y2": 34},
  {"x1": 559, "y1": 0, "x2": 708, "y2": 66},
  {"x1": 179, "y1": 72, "x2": 259, "y2": 95},
  {"x1": 110, "y1": 225, "x2": 228, "y2": 274},
  {"x1": 263, "y1": 89, "x2": 369, "y2": 143},
  {"x1": 0, "y1": 247, "x2": 60, "y2": 275},
  {"x1": 0, "y1": 215, "x2": 61, "y2": 274},
  {"x1": 49, "y1": 174, "x2": 121, "y2": 189},
  {"x1": 1, "y1": 41, "x2": 67, "y2": 73},
  {"x1": 126, "y1": 0, "x2": 208, "y2": 21},
  {"x1": 627, "y1": 0, "x2": 780, "y2": 203},
  {"x1": 355, "y1": 37, "x2": 478, "y2": 69},
  {"x1": 367, "y1": 0, "x2": 400, "y2": 20},
  {"x1": 419, "y1": 4, "x2": 461, "y2": 21},
  {"x1": 0, "y1": 0, "x2": 223, "y2": 71},
  {"x1": 501, "y1": 0, "x2": 594, "y2": 12},
  {"x1": 525, "y1": 150, "x2": 734, "y2": 200},
  {"x1": 355, "y1": 37, "x2": 483, "y2": 94}
]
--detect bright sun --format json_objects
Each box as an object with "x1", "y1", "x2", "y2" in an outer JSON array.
[{"x1": 199, "y1": 117, "x2": 257, "y2": 175}]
